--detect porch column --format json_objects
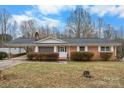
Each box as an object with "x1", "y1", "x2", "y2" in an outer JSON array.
[
  {"x1": 98, "y1": 46, "x2": 101, "y2": 52},
  {"x1": 8, "y1": 48, "x2": 11, "y2": 59},
  {"x1": 34, "y1": 46, "x2": 38, "y2": 52},
  {"x1": 114, "y1": 46, "x2": 117, "y2": 57},
  {"x1": 54, "y1": 46, "x2": 57, "y2": 52},
  {"x1": 111, "y1": 46, "x2": 114, "y2": 52},
  {"x1": 68, "y1": 46, "x2": 71, "y2": 61},
  {"x1": 85, "y1": 46, "x2": 88, "y2": 52},
  {"x1": 77, "y1": 46, "x2": 80, "y2": 52}
]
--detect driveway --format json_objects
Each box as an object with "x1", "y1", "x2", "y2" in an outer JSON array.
[{"x1": 0, "y1": 55, "x2": 27, "y2": 70}]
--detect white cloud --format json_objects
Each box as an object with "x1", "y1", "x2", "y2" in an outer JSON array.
[
  {"x1": 11, "y1": 14, "x2": 61, "y2": 29},
  {"x1": 37, "y1": 5, "x2": 64, "y2": 15},
  {"x1": 25, "y1": 11, "x2": 33, "y2": 16},
  {"x1": 12, "y1": 15, "x2": 33, "y2": 24},
  {"x1": 89, "y1": 6, "x2": 116, "y2": 17},
  {"x1": 116, "y1": 6, "x2": 124, "y2": 18},
  {"x1": 85, "y1": 5, "x2": 124, "y2": 18},
  {"x1": 36, "y1": 5, "x2": 75, "y2": 15},
  {"x1": 40, "y1": 17, "x2": 61, "y2": 28}
]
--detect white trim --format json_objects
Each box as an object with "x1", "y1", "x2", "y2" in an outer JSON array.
[
  {"x1": 98, "y1": 46, "x2": 101, "y2": 52},
  {"x1": 85, "y1": 46, "x2": 88, "y2": 52},
  {"x1": 111, "y1": 46, "x2": 114, "y2": 52},
  {"x1": 115, "y1": 46, "x2": 117, "y2": 56},
  {"x1": 78, "y1": 46, "x2": 88, "y2": 52},
  {"x1": 34, "y1": 46, "x2": 38, "y2": 52},
  {"x1": 54, "y1": 46, "x2": 57, "y2": 52},
  {"x1": 34, "y1": 37, "x2": 67, "y2": 44},
  {"x1": 77, "y1": 46, "x2": 80, "y2": 52},
  {"x1": 99, "y1": 46, "x2": 112, "y2": 52}
]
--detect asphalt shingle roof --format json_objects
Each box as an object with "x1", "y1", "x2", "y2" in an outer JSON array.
[
  {"x1": 7, "y1": 37, "x2": 35, "y2": 44},
  {"x1": 62, "y1": 38, "x2": 119, "y2": 45},
  {"x1": 6, "y1": 37, "x2": 121, "y2": 45}
]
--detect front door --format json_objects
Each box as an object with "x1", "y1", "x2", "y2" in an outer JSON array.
[{"x1": 58, "y1": 46, "x2": 67, "y2": 58}]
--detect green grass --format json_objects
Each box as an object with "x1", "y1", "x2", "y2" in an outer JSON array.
[{"x1": 0, "y1": 61, "x2": 124, "y2": 88}]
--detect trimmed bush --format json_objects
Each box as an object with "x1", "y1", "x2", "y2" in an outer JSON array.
[
  {"x1": 0, "y1": 52, "x2": 8, "y2": 60},
  {"x1": 100, "y1": 52, "x2": 112, "y2": 61},
  {"x1": 70, "y1": 52, "x2": 94, "y2": 61},
  {"x1": 27, "y1": 52, "x2": 59, "y2": 61},
  {"x1": 27, "y1": 53, "x2": 34, "y2": 60}
]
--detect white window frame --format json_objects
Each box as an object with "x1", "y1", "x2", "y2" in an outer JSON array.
[
  {"x1": 77, "y1": 46, "x2": 88, "y2": 52},
  {"x1": 99, "y1": 46, "x2": 113, "y2": 52},
  {"x1": 58, "y1": 46, "x2": 66, "y2": 52}
]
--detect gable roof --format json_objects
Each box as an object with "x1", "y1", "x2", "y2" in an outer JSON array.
[
  {"x1": 6, "y1": 37, "x2": 121, "y2": 46},
  {"x1": 34, "y1": 37, "x2": 67, "y2": 44}
]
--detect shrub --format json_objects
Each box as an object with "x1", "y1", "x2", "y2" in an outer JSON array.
[
  {"x1": 0, "y1": 52, "x2": 8, "y2": 60},
  {"x1": 27, "y1": 52, "x2": 59, "y2": 61},
  {"x1": 100, "y1": 52, "x2": 112, "y2": 61},
  {"x1": 70, "y1": 52, "x2": 94, "y2": 61},
  {"x1": 27, "y1": 53, "x2": 36, "y2": 60}
]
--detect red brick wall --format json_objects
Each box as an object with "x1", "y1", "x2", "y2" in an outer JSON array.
[{"x1": 69, "y1": 46, "x2": 116, "y2": 61}]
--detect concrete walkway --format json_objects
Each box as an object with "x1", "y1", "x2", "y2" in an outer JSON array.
[{"x1": 0, "y1": 55, "x2": 26, "y2": 70}]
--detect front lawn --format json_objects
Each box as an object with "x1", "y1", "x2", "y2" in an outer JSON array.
[{"x1": 0, "y1": 62, "x2": 124, "y2": 88}]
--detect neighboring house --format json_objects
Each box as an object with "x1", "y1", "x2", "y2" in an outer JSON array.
[
  {"x1": 0, "y1": 48, "x2": 26, "y2": 54},
  {"x1": 6, "y1": 36, "x2": 121, "y2": 60},
  {"x1": 0, "y1": 43, "x2": 25, "y2": 54}
]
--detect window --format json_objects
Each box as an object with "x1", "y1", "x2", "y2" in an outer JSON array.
[
  {"x1": 101, "y1": 46, "x2": 105, "y2": 51},
  {"x1": 39, "y1": 47, "x2": 54, "y2": 53},
  {"x1": 100, "y1": 46, "x2": 111, "y2": 52},
  {"x1": 106, "y1": 46, "x2": 111, "y2": 51},
  {"x1": 58, "y1": 46, "x2": 66, "y2": 52},
  {"x1": 80, "y1": 46, "x2": 85, "y2": 52}
]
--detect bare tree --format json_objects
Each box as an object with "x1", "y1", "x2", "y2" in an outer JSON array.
[
  {"x1": 20, "y1": 19, "x2": 37, "y2": 38},
  {"x1": 104, "y1": 24, "x2": 113, "y2": 39},
  {"x1": 10, "y1": 20, "x2": 18, "y2": 39},
  {"x1": 0, "y1": 8, "x2": 11, "y2": 43},
  {"x1": 66, "y1": 6, "x2": 95, "y2": 38},
  {"x1": 119, "y1": 25, "x2": 124, "y2": 39},
  {"x1": 20, "y1": 21, "x2": 29, "y2": 38},
  {"x1": 27, "y1": 20, "x2": 37, "y2": 38},
  {"x1": 97, "y1": 17, "x2": 105, "y2": 38}
]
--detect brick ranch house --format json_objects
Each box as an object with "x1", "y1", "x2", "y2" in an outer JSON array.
[{"x1": 5, "y1": 36, "x2": 122, "y2": 60}]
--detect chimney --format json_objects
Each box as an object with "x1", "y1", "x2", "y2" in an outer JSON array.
[{"x1": 35, "y1": 32, "x2": 39, "y2": 41}]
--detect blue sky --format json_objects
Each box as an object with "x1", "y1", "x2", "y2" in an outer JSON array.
[{"x1": 0, "y1": 5, "x2": 124, "y2": 32}]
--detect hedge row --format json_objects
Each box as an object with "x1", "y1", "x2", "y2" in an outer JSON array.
[
  {"x1": 27, "y1": 52, "x2": 59, "y2": 61},
  {"x1": 70, "y1": 52, "x2": 94, "y2": 61},
  {"x1": 70, "y1": 52, "x2": 113, "y2": 61},
  {"x1": 27, "y1": 52, "x2": 113, "y2": 61},
  {"x1": 0, "y1": 52, "x2": 8, "y2": 60},
  {"x1": 100, "y1": 52, "x2": 112, "y2": 61}
]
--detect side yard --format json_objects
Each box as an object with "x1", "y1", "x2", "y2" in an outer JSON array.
[{"x1": 0, "y1": 62, "x2": 124, "y2": 88}]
